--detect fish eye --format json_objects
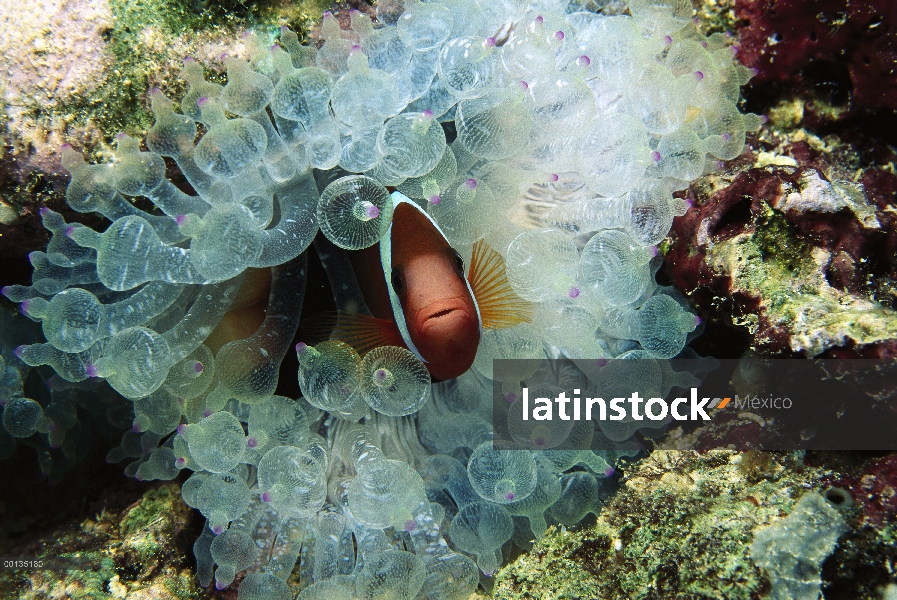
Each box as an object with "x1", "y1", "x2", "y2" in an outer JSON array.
[
  {"x1": 451, "y1": 249, "x2": 464, "y2": 276},
  {"x1": 391, "y1": 269, "x2": 406, "y2": 296}
]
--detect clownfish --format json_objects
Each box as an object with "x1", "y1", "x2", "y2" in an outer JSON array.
[{"x1": 329, "y1": 191, "x2": 531, "y2": 381}]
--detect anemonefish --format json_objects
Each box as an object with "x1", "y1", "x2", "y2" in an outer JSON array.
[{"x1": 331, "y1": 191, "x2": 531, "y2": 381}]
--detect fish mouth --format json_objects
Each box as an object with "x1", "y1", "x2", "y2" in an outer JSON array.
[{"x1": 418, "y1": 298, "x2": 473, "y2": 329}]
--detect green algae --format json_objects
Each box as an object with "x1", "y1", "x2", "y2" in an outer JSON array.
[
  {"x1": 707, "y1": 209, "x2": 897, "y2": 356},
  {"x1": 26, "y1": 0, "x2": 334, "y2": 164},
  {"x1": 69, "y1": 0, "x2": 248, "y2": 156},
  {"x1": 0, "y1": 482, "x2": 201, "y2": 600},
  {"x1": 493, "y1": 450, "x2": 842, "y2": 599}
]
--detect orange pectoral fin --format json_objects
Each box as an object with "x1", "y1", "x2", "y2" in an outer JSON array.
[
  {"x1": 328, "y1": 311, "x2": 406, "y2": 357},
  {"x1": 468, "y1": 239, "x2": 533, "y2": 329}
]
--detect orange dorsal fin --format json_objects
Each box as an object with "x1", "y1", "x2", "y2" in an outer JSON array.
[
  {"x1": 328, "y1": 311, "x2": 405, "y2": 356},
  {"x1": 468, "y1": 239, "x2": 533, "y2": 329}
]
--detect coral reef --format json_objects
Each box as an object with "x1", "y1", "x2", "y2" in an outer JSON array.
[
  {"x1": 735, "y1": 0, "x2": 897, "y2": 125},
  {"x1": 751, "y1": 491, "x2": 848, "y2": 600},
  {"x1": 664, "y1": 131, "x2": 897, "y2": 357},
  {"x1": 0, "y1": 482, "x2": 202, "y2": 599},
  {"x1": 494, "y1": 450, "x2": 896, "y2": 600},
  {"x1": 0, "y1": 0, "x2": 115, "y2": 176}
]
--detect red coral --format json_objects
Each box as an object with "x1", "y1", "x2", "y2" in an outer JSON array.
[
  {"x1": 831, "y1": 453, "x2": 897, "y2": 527},
  {"x1": 735, "y1": 0, "x2": 897, "y2": 111},
  {"x1": 665, "y1": 159, "x2": 897, "y2": 357}
]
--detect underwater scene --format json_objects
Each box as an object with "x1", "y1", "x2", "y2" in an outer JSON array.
[{"x1": 0, "y1": 0, "x2": 896, "y2": 597}]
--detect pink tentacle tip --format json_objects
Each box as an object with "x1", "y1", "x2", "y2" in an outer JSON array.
[
  {"x1": 760, "y1": 114, "x2": 768, "y2": 124},
  {"x1": 196, "y1": 96, "x2": 210, "y2": 109},
  {"x1": 192, "y1": 361, "x2": 204, "y2": 373},
  {"x1": 651, "y1": 150, "x2": 662, "y2": 162},
  {"x1": 116, "y1": 132, "x2": 127, "y2": 140},
  {"x1": 366, "y1": 204, "x2": 380, "y2": 219},
  {"x1": 61, "y1": 143, "x2": 72, "y2": 151},
  {"x1": 604, "y1": 466, "x2": 615, "y2": 477},
  {"x1": 215, "y1": 582, "x2": 226, "y2": 591},
  {"x1": 177, "y1": 424, "x2": 187, "y2": 436},
  {"x1": 535, "y1": 15, "x2": 544, "y2": 24},
  {"x1": 568, "y1": 286, "x2": 580, "y2": 298},
  {"x1": 518, "y1": 80, "x2": 529, "y2": 90},
  {"x1": 731, "y1": 44, "x2": 740, "y2": 54},
  {"x1": 20, "y1": 299, "x2": 30, "y2": 314},
  {"x1": 350, "y1": 44, "x2": 362, "y2": 53},
  {"x1": 14, "y1": 345, "x2": 25, "y2": 359},
  {"x1": 132, "y1": 422, "x2": 143, "y2": 433},
  {"x1": 183, "y1": 56, "x2": 195, "y2": 64},
  {"x1": 553, "y1": 30, "x2": 565, "y2": 41},
  {"x1": 296, "y1": 341, "x2": 308, "y2": 354},
  {"x1": 403, "y1": 520, "x2": 416, "y2": 532},
  {"x1": 247, "y1": 437, "x2": 258, "y2": 448},
  {"x1": 694, "y1": 70, "x2": 704, "y2": 81},
  {"x1": 750, "y1": 67, "x2": 759, "y2": 76},
  {"x1": 38, "y1": 206, "x2": 49, "y2": 216},
  {"x1": 175, "y1": 457, "x2": 186, "y2": 468},
  {"x1": 175, "y1": 214, "x2": 187, "y2": 226},
  {"x1": 505, "y1": 392, "x2": 517, "y2": 403},
  {"x1": 694, "y1": 314, "x2": 702, "y2": 326},
  {"x1": 270, "y1": 43, "x2": 281, "y2": 52},
  {"x1": 464, "y1": 178, "x2": 477, "y2": 189},
  {"x1": 323, "y1": 10, "x2": 332, "y2": 17},
  {"x1": 685, "y1": 198, "x2": 694, "y2": 209},
  {"x1": 506, "y1": 492, "x2": 516, "y2": 500},
  {"x1": 549, "y1": 173, "x2": 559, "y2": 182},
  {"x1": 86, "y1": 364, "x2": 98, "y2": 378},
  {"x1": 721, "y1": 133, "x2": 730, "y2": 141},
  {"x1": 700, "y1": 40, "x2": 708, "y2": 48},
  {"x1": 65, "y1": 225, "x2": 75, "y2": 238},
  {"x1": 350, "y1": 8, "x2": 359, "y2": 13},
  {"x1": 422, "y1": 109, "x2": 434, "y2": 119},
  {"x1": 203, "y1": 409, "x2": 212, "y2": 418},
  {"x1": 650, "y1": 245, "x2": 659, "y2": 257},
  {"x1": 429, "y1": 195, "x2": 441, "y2": 205},
  {"x1": 280, "y1": 25, "x2": 289, "y2": 33},
  {"x1": 262, "y1": 491, "x2": 272, "y2": 503},
  {"x1": 577, "y1": 55, "x2": 590, "y2": 67},
  {"x1": 663, "y1": 35, "x2": 673, "y2": 45},
  {"x1": 149, "y1": 87, "x2": 161, "y2": 95},
  {"x1": 597, "y1": 357, "x2": 608, "y2": 368},
  {"x1": 484, "y1": 37, "x2": 496, "y2": 47}
]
